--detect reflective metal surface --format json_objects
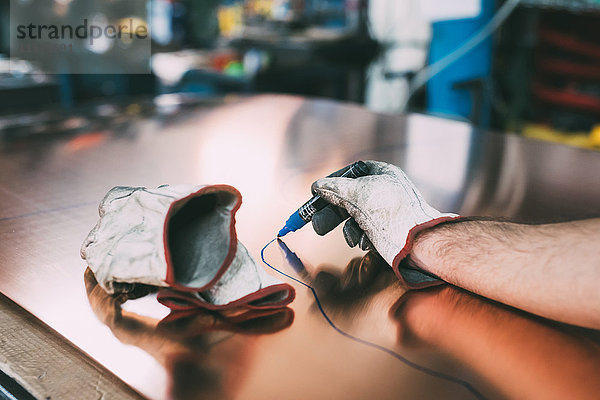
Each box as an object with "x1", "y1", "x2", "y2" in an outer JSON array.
[{"x1": 1, "y1": 95, "x2": 599, "y2": 399}]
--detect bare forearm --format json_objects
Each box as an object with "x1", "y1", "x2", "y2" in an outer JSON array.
[{"x1": 410, "y1": 218, "x2": 600, "y2": 329}]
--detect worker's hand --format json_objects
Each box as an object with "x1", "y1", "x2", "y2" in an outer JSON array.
[{"x1": 311, "y1": 160, "x2": 459, "y2": 287}]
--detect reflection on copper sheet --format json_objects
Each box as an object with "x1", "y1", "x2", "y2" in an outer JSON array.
[
  {"x1": 2, "y1": 96, "x2": 600, "y2": 399},
  {"x1": 390, "y1": 286, "x2": 600, "y2": 400},
  {"x1": 85, "y1": 268, "x2": 294, "y2": 400}
]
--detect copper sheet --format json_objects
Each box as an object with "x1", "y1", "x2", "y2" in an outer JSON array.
[{"x1": 1, "y1": 95, "x2": 599, "y2": 399}]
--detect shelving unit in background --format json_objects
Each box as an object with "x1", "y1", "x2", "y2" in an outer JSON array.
[{"x1": 492, "y1": 0, "x2": 600, "y2": 150}]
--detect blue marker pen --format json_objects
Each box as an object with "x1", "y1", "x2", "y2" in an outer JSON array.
[{"x1": 277, "y1": 161, "x2": 370, "y2": 237}]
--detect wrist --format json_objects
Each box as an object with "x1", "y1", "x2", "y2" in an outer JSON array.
[
  {"x1": 409, "y1": 221, "x2": 455, "y2": 275},
  {"x1": 389, "y1": 216, "x2": 462, "y2": 288}
]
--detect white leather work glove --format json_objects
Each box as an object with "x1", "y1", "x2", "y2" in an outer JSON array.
[
  {"x1": 311, "y1": 160, "x2": 460, "y2": 288},
  {"x1": 81, "y1": 185, "x2": 295, "y2": 310}
]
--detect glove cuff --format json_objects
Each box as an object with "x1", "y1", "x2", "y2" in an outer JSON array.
[
  {"x1": 161, "y1": 240, "x2": 296, "y2": 311},
  {"x1": 391, "y1": 215, "x2": 463, "y2": 289},
  {"x1": 163, "y1": 184, "x2": 243, "y2": 292}
]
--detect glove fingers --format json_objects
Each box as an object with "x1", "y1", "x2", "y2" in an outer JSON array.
[
  {"x1": 99, "y1": 186, "x2": 139, "y2": 216},
  {"x1": 343, "y1": 219, "x2": 375, "y2": 252},
  {"x1": 342, "y1": 218, "x2": 364, "y2": 248},
  {"x1": 359, "y1": 234, "x2": 374, "y2": 251},
  {"x1": 312, "y1": 205, "x2": 349, "y2": 236}
]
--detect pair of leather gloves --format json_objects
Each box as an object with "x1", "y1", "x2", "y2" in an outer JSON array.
[
  {"x1": 81, "y1": 161, "x2": 458, "y2": 310},
  {"x1": 81, "y1": 185, "x2": 295, "y2": 311}
]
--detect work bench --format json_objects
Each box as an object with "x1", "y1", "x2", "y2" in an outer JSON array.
[{"x1": 1, "y1": 95, "x2": 599, "y2": 399}]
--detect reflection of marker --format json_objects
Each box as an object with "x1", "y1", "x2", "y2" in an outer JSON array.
[
  {"x1": 277, "y1": 238, "x2": 305, "y2": 274},
  {"x1": 277, "y1": 161, "x2": 370, "y2": 237}
]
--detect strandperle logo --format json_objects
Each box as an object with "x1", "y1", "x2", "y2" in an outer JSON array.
[
  {"x1": 15, "y1": 18, "x2": 148, "y2": 46},
  {"x1": 10, "y1": 0, "x2": 150, "y2": 74}
]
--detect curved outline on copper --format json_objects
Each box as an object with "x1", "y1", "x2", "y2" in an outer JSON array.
[{"x1": 261, "y1": 238, "x2": 486, "y2": 400}]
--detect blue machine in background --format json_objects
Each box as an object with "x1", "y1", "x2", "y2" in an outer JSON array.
[{"x1": 426, "y1": 0, "x2": 494, "y2": 127}]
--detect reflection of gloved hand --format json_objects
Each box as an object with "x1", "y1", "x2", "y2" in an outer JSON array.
[
  {"x1": 311, "y1": 160, "x2": 460, "y2": 288},
  {"x1": 81, "y1": 185, "x2": 294, "y2": 310}
]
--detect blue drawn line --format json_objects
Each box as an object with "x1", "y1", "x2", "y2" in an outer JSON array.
[
  {"x1": 261, "y1": 237, "x2": 486, "y2": 400},
  {"x1": 0, "y1": 201, "x2": 97, "y2": 223}
]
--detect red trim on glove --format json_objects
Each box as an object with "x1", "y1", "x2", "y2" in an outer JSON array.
[
  {"x1": 391, "y1": 216, "x2": 463, "y2": 289},
  {"x1": 158, "y1": 308, "x2": 295, "y2": 339},
  {"x1": 163, "y1": 185, "x2": 243, "y2": 292},
  {"x1": 156, "y1": 283, "x2": 296, "y2": 311}
]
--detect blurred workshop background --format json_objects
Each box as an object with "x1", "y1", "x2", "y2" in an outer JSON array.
[{"x1": 1, "y1": 0, "x2": 600, "y2": 149}]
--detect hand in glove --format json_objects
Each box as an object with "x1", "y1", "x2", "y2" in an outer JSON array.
[
  {"x1": 81, "y1": 184, "x2": 294, "y2": 310},
  {"x1": 311, "y1": 160, "x2": 460, "y2": 288}
]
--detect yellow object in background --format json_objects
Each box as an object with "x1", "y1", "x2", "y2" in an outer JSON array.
[
  {"x1": 589, "y1": 125, "x2": 600, "y2": 148},
  {"x1": 247, "y1": 0, "x2": 275, "y2": 18},
  {"x1": 522, "y1": 124, "x2": 600, "y2": 151},
  {"x1": 217, "y1": 5, "x2": 244, "y2": 38}
]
